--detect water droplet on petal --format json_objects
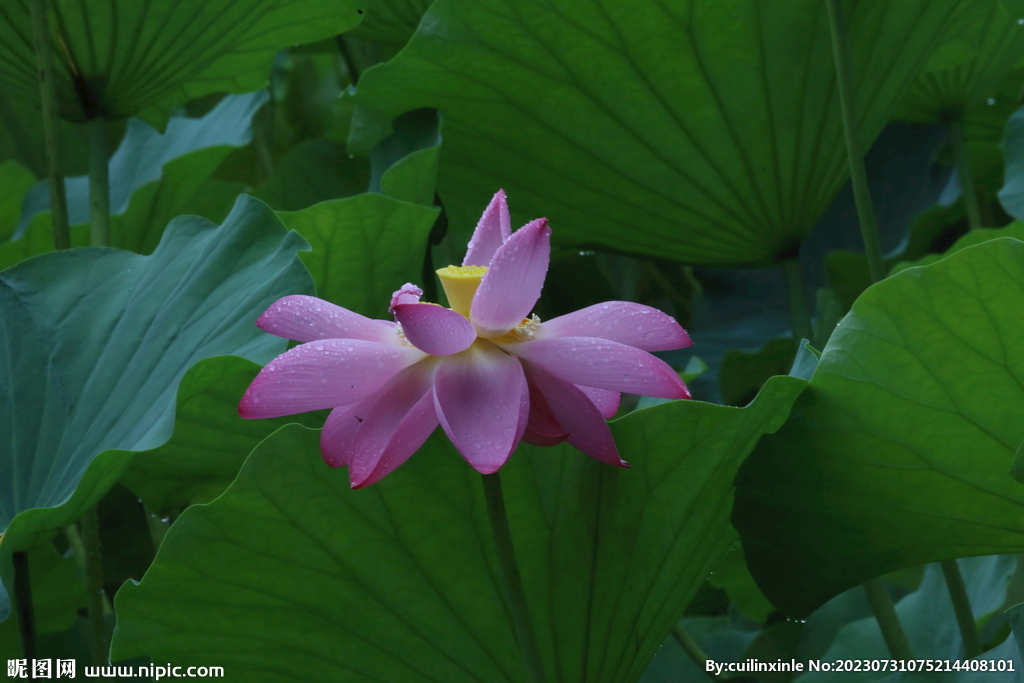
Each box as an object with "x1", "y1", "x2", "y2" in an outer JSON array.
[{"x1": 314, "y1": 342, "x2": 325, "y2": 351}]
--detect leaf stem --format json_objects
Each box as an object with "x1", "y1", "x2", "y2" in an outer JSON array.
[
  {"x1": 825, "y1": 0, "x2": 884, "y2": 284},
  {"x1": 80, "y1": 507, "x2": 110, "y2": 670},
  {"x1": 941, "y1": 559, "x2": 982, "y2": 658},
  {"x1": 29, "y1": 0, "x2": 70, "y2": 250},
  {"x1": 863, "y1": 578, "x2": 914, "y2": 660},
  {"x1": 86, "y1": 117, "x2": 110, "y2": 247},
  {"x1": 12, "y1": 551, "x2": 37, "y2": 660},
  {"x1": 780, "y1": 258, "x2": 813, "y2": 343},
  {"x1": 672, "y1": 622, "x2": 725, "y2": 682},
  {"x1": 481, "y1": 471, "x2": 548, "y2": 683},
  {"x1": 949, "y1": 121, "x2": 983, "y2": 231}
]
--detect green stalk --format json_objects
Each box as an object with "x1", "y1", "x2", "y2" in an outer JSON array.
[
  {"x1": 79, "y1": 507, "x2": 110, "y2": 671},
  {"x1": 672, "y1": 622, "x2": 725, "y2": 682},
  {"x1": 86, "y1": 117, "x2": 110, "y2": 247},
  {"x1": 482, "y1": 472, "x2": 548, "y2": 683},
  {"x1": 941, "y1": 560, "x2": 982, "y2": 658},
  {"x1": 949, "y1": 121, "x2": 983, "y2": 231},
  {"x1": 12, "y1": 551, "x2": 37, "y2": 660},
  {"x1": 781, "y1": 258, "x2": 813, "y2": 342},
  {"x1": 825, "y1": 0, "x2": 884, "y2": 284},
  {"x1": 30, "y1": 0, "x2": 70, "y2": 250},
  {"x1": 863, "y1": 578, "x2": 914, "y2": 660}
]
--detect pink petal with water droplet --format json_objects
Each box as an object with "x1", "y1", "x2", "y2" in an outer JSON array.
[
  {"x1": 463, "y1": 190, "x2": 511, "y2": 267},
  {"x1": 257, "y1": 295, "x2": 399, "y2": 344},
  {"x1": 357, "y1": 390, "x2": 439, "y2": 488},
  {"x1": 577, "y1": 385, "x2": 620, "y2": 419},
  {"x1": 433, "y1": 342, "x2": 526, "y2": 473},
  {"x1": 389, "y1": 283, "x2": 423, "y2": 313},
  {"x1": 500, "y1": 336, "x2": 690, "y2": 399},
  {"x1": 321, "y1": 403, "x2": 368, "y2": 467},
  {"x1": 539, "y1": 301, "x2": 691, "y2": 351},
  {"x1": 347, "y1": 361, "x2": 438, "y2": 487},
  {"x1": 393, "y1": 303, "x2": 477, "y2": 355},
  {"x1": 471, "y1": 218, "x2": 550, "y2": 338},
  {"x1": 523, "y1": 362, "x2": 626, "y2": 467},
  {"x1": 238, "y1": 340, "x2": 426, "y2": 419}
]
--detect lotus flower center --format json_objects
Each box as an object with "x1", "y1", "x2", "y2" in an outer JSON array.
[{"x1": 436, "y1": 265, "x2": 487, "y2": 317}]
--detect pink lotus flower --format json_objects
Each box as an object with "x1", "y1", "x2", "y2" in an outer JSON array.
[{"x1": 239, "y1": 191, "x2": 692, "y2": 487}]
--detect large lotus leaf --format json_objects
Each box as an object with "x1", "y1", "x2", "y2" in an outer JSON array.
[
  {"x1": 796, "y1": 556, "x2": 1015, "y2": 683},
  {"x1": 348, "y1": 0, "x2": 432, "y2": 45},
  {"x1": 0, "y1": 195, "x2": 313, "y2": 622},
  {"x1": 0, "y1": 1, "x2": 360, "y2": 127},
  {"x1": 111, "y1": 375, "x2": 805, "y2": 683},
  {"x1": 732, "y1": 237, "x2": 1024, "y2": 617},
  {"x1": 279, "y1": 193, "x2": 440, "y2": 316},
  {"x1": 15, "y1": 91, "x2": 266, "y2": 239},
  {"x1": 894, "y1": 0, "x2": 1024, "y2": 123},
  {"x1": 120, "y1": 356, "x2": 326, "y2": 514},
  {"x1": 351, "y1": 0, "x2": 972, "y2": 265}
]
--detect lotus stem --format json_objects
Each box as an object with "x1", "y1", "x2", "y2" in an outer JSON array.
[
  {"x1": 30, "y1": 0, "x2": 70, "y2": 250},
  {"x1": 863, "y1": 577, "x2": 914, "y2": 660},
  {"x1": 86, "y1": 117, "x2": 110, "y2": 247},
  {"x1": 482, "y1": 471, "x2": 548, "y2": 683},
  {"x1": 12, "y1": 551, "x2": 37, "y2": 660},
  {"x1": 825, "y1": 0, "x2": 884, "y2": 284},
  {"x1": 949, "y1": 121, "x2": 983, "y2": 231},
  {"x1": 672, "y1": 622, "x2": 725, "y2": 682},
  {"x1": 941, "y1": 560, "x2": 982, "y2": 658},
  {"x1": 79, "y1": 507, "x2": 109, "y2": 669},
  {"x1": 781, "y1": 258, "x2": 813, "y2": 343}
]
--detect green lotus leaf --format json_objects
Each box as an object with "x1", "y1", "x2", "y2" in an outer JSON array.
[
  {"x1": 0, "y1": 195, "x2": 313, "y2": 622},
  {"x1": 112, "y1": 375, "x2": 805, "y2": 682},
  {"x1": 0, "y1": 0, "x2": 361, "y2": 127},
  {"x1": 733, "y1": 237, "x2": 1024, "y2": 617},
  {"x1": 352, "y1": 0, "x2": 973, "y2": 265},
  {"x1": 348, "y1": 0, "x2": 432, "y2": 46}
]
